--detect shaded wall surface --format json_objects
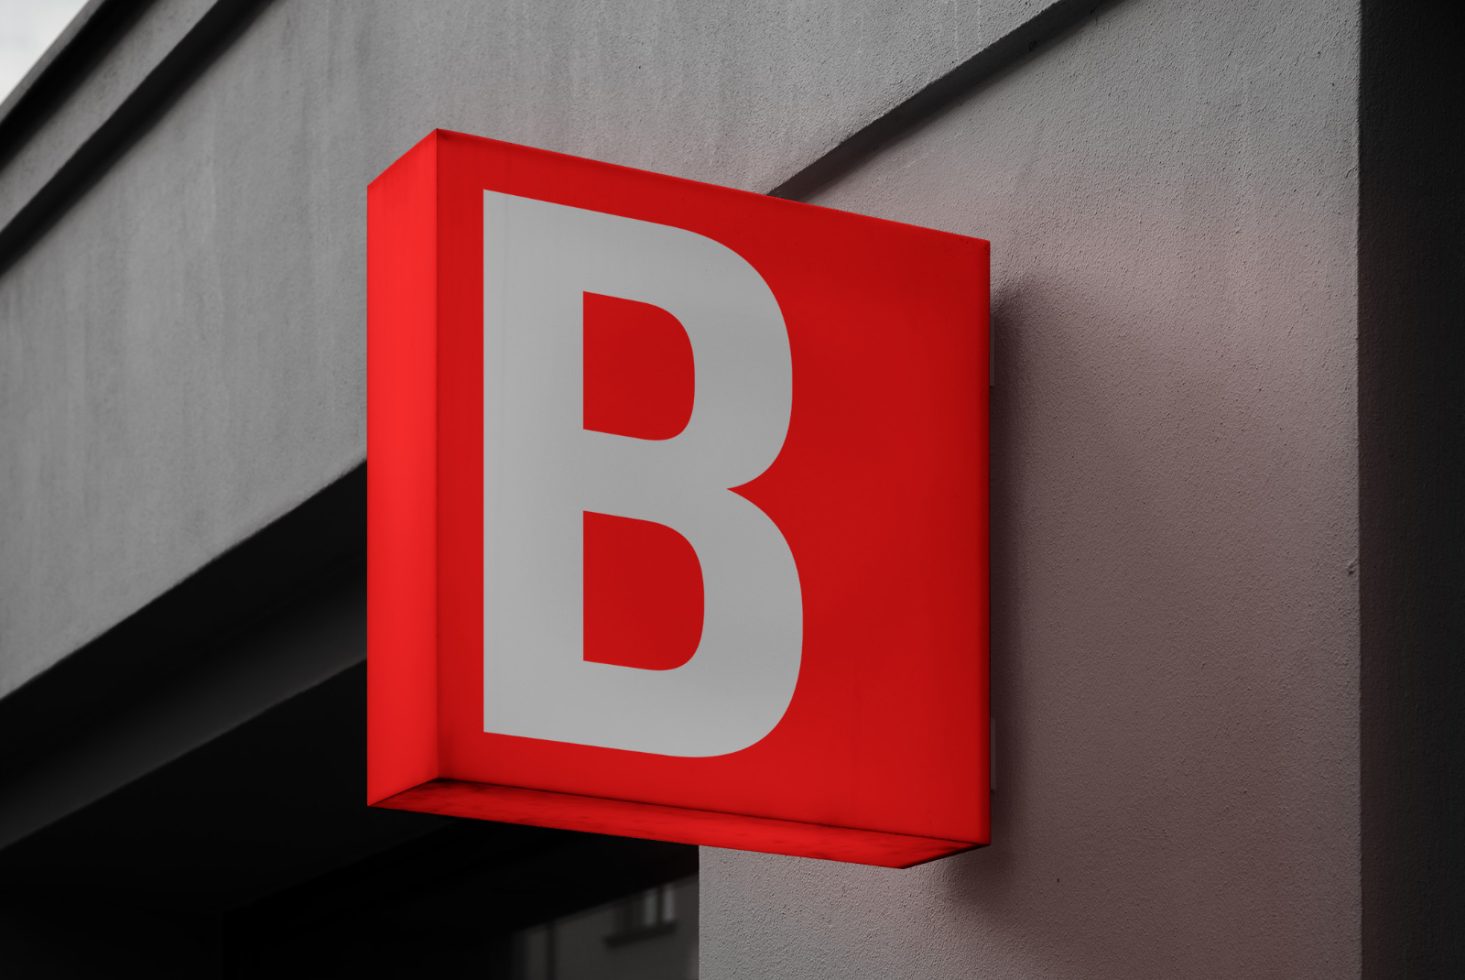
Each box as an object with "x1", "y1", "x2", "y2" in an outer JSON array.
[
  {"x1": 5, "y1": 0, "x2": 1444, "y2": 976},
  {"x1": 1358, "y1": 0, "x2": 1465, "y2": 975}
]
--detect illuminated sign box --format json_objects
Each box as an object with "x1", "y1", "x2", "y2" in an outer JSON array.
[{"x1": 367, "y1": 130, "x2": 989, "y2": 867}]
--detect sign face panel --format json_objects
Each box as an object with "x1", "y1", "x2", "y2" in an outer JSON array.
[{"x1": 368, "y1": 130, "x2": 989, "y2": 867}]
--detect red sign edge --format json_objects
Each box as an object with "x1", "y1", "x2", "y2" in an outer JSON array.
[
  {"x1": 367, "y1": 132, "x2": 441, "y2": 805},
  {"x1": 375, "y1": 779, "x2": 977, "y2": 869}
]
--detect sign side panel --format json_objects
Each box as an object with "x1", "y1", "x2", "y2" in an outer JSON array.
[{"x1": 367, "y1": 134, "x2": 442, "y2": 803}]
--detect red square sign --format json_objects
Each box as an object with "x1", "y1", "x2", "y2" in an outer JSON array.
[{"x1": 367, "y1": 130, "x2": 989, "y2": 867}]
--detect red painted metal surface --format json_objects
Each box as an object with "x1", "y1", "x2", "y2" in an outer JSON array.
[{"x1": 367, "y1": 130, "x2": 989, "y2": 867}]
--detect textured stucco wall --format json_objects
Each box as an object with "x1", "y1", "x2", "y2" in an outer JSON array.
[
  {"x1": 0, "y1": 0, "x2": 1065, "y2": 697},
  {"x1": 702, "y1": 0, "x2": 1361, "y2": 977}
]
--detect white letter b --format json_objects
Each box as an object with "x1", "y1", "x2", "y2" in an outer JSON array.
[{"x1": 482, "y1": 192, "x2": 802, "y2": 757}]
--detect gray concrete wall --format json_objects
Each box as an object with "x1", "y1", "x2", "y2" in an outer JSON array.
[
  {"x1": 0, "y1": 0, "x2": 1070, "y2": 697},
  {"x1": 703, "y1": 0, "x2": 1361, "y2": 977}
]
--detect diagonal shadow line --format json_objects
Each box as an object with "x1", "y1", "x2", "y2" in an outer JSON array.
[
  {"x1": 770, "y1": 0, "x2": 1110, "y2": 202},
  {"x1": 0, "y1": 0, "x2": 274, "y2": 280}
]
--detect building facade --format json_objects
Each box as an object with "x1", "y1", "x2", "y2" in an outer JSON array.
[{"x1": 0, "y1": 0, "x2": 1459, "y2": 976}]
